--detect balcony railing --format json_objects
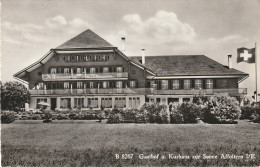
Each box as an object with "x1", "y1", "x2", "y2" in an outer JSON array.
[
  {"x1": 152, "y1": 88, "x2": 247, "y2": 95},
  {"x1": 30, "y1": 88, "x2": 151, "y2": 95},
  {"x1": 30, "y1": 88, "x2": 247, "y2": 96},
  {"x1": 42, "y1": 72, "x2": 128, "y2": 81}
]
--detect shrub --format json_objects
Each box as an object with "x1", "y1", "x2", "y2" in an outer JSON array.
[
  {"x1": 141, "y1": 103, "x2": 170, "y2": 124},
  {"x1": 240, "y1": 106, "x2": 256, "y2": 120},
  {"x1": 202, "y1": 94, "x2": 240, "y2": 124},
  {"x1": 170, "y1": 102, "x2": 201, "y2": 124},
  {"x1": 107, "y1": 113, "x2": 123, "y2": 124},
  {"x1": 252, "y1": 108, "x2": 260, "y2": 123},
  {"x1": 57, "y1": 114, "x2": 69, "y2": 120},
  {"x1": 1, "y1": 111, "x2": 15, "y2": 124}
]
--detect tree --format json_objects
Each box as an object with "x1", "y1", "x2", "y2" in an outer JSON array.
[{"x1": 1, "y1": 81, "x2": 30, "y2": 111}]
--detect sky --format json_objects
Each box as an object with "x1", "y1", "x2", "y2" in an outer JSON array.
[{"x1": 1, "y1": 0, "x2": 260, "y2": 99}]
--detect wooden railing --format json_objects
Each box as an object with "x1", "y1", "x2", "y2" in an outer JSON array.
[
  {"x1": 42, "y1": 72, "x2": 128, "y2": 81},
  {"x1": 30, "y1": 88, "x2": 247, "y2": 95}
]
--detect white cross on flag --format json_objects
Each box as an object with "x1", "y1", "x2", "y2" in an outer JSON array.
[{"x1": 237, "y1": 47, "x2": 255, "y2": 63}]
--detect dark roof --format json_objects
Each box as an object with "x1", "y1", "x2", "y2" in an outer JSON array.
[
  {"x1": 130, "y1": 55, "x2": 248, "y2": 76},
  {"x1": 56, "y1": 29, "x2": 114, "y2": 49}
]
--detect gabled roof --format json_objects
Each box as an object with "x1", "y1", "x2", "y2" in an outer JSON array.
[
  {"x1": 55, "y1": 29, "x2": 114, "y2": 49},
  {"x1": 130, "y1": 55, "x2": 248, "y2": 77}
]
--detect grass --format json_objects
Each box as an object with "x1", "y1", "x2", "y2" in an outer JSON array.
[{"x1": 1, "y1": 120, "x2": 259, "y2": 166}]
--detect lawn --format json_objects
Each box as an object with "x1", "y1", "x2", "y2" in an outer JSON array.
[{"x1": 1, "y1": 120, "x2": 259, "y2": 166}]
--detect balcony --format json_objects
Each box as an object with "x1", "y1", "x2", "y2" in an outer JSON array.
[
  {"x1": 42, "y1": 72, "x2": 128, "y2": 81},
  {"x1": 152, "y1": 88, "x2": 247, "y2": 95},
  {"x1": 30, "y1": 88, "x2": 151, "y2": 95},
  {"x1": 29, "y1": 88, "x2": 247, "y2": 96}
]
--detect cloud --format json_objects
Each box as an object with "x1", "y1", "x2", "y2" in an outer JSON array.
[
  {"x1": 2, "y1": 15, "x2": 92, "y2": 46},
  {"x1": 120, "y1": 11, "x2": 197, "y2": 44}
]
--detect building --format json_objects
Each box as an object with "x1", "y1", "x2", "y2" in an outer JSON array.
[{"x1": 14, "y1": 29, "x2": 248, "y2": 110}]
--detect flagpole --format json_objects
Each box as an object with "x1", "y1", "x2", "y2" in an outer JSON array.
[{"x1": 255, "y1": 42, "x2": 258, "y2": 103}]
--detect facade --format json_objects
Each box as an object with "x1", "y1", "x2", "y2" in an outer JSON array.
[{"x1": 14, "y1": 29, "x2": 248, "y2": 110}]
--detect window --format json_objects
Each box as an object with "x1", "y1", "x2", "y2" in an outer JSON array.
[
  {"x1": 221, "y1": 79, "x2": 228, "y2": 88},
  {"x1": 77, "y1": 82, "x2": 83, "y2": 89},
  {"x1": 162, "y1": 98, "x2": 167, "y2": 104},
  {"x1": 51, "y1": 68, "x2": 56, "y2": 74},
  {"x1": 116, "y1": 67, "x2": 123, "y2": 73},
  {"x1": 150, "y1": 81, "x2": 157, "y2": 89},
  {"x1": 88, "y1": 98, "x2": 98, "y2": 108},
  {"x1": 61, "y1": 98, "x2": 71, "y2": 108},
  {"x1": 129, "y1": 97, "x2": 140, "y2": 108},
  {"x1": 116, "y1": 81, "x2": 123, "y2": 88},
  {"x1": 90, "y1": 82, "x2": 94, "y2": 88},
  {"x1": 64, "y1": 68, "x2": 70, "y2": 74},
  {"x1": 38, "y1": 83, "x2": 44, "y2": 89},
  {"x1": 184, "y1": 79, "x2": 191, "y2": 89},
  {"x1": 103, "y1": 81, "x2": 108, "y2": 88},
  {"x1": 90, "y1": 68, "x2": 95, "y2": 74},
  {"x1": 195, "y1": 79, "x2": 202, "y2": 89},
  {"x1": 77, "y1": 68, "x2": 82, "y2": 74},
  {"x1": 130, "y1": 81, "x2": 136, "y2": 88},
  {"x1": 172, "y1": 80, "x2": 180, "y2": 89},
  {"x1": 103, "y1": 67, "x2": 109, "y2": 73},
  {"x1": 101, "y1": 98, "x2": 112, "y2": 108},
  {"x1": 206, "y1": 79, "x2": 213, "y2": 89},
  {"x1": 115, "y1": 97, "x2": 126, "y2": 108},
  {"x1": 161, "y1": 80, "x2": 168, "y2": 90},
  {"x1": 105, "y1": 55, "x2": 109, "y2": 61},
  {"x1": 74, "y1": 98, "x2": 84, "y2": 108},
  {"x1": 64, "y1": 82, "x2": 70, "y2": 89}
]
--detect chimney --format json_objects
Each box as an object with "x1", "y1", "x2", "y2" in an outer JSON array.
[
  {"x1": 228, "y1": 55, "x2": 232, "y2": 68},
  {"x1": 141, "y1": 49, "x2": 145, "y2": 65},
  {"x1": 121, "y1": 37, "x2": 126, "y2": 52}
]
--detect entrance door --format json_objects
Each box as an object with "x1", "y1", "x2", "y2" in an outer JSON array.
[{"x1": 51, "y1": 98, "x2": 57, "y2": 110}]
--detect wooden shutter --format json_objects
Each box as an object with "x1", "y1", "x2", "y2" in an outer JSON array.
[
  {"x1": 100, "y1": 82, "x2": 103, "y2": 88},
  {"x1": 136, "y1": 81, "x2": 139, "y2": 88},
  {"x1": 146, "y1": 81, "x2": 150, "y2": 88},
  {"x1": 158, "y1": 80, "x2": 161, "y2": 89},
  {"x1": 122, "y1": 67, "x2": 125, "y2": 72},
  {"x1": 96, "y1": 67, "x2": 99, "y2": 73},
  {"x1": 203, "y1": 79, "x2": 206, "y2": 89},
  {"x1": 168, "y1": 80, "x2": 172, "y2": 89},
  {"x1": 191, "y1": 79, "x2": 195, "y2": 89},
  {"x1": 100, "y1": 67, "x2": 103, "y2": 73},
  {"x1": 123, "y1": 82, "x2": 126, "y2": 88}
]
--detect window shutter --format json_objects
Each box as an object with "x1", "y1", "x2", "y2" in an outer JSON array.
[
  {"x1": 136, "y1": 81, "x2": 139, "y2": 88},
  {"x1": 180, "y1": 80, "x2": 183, "y2": 89},
  {"x1": 191, "y1": 79, "x2": 195, "y2": 89},
  {"x1": 123, "y1": 82, "x2": 126, "y2": 88},
  {"x1": 168, "y1": 80, "x2": 172, "y2": 89},
  {"x1": 96, "y1": 68, "x2": 99, "y2": 73},
  {"x1": 100, "y1": 67, "x2": 103, "y2": 73},
  {"x1": 146, "y1": 81, "x2": 150, "y2": 88},
  {"x1": 100, "y1": 82, "x2": 103, "y2": 88},
  {"x1": 213, "y1": 79, "x2": 217, "y2": 89},
  {"x1": 113, "y1": 67, "x2": 116, "y2": 72},
  {"x1": 203, "y1": 79, "x2": 206, "y2": 89},
  {"x1": 158, "y1": 80, "x2": 161, "y2": 89},
  {"x1": 127, "y1": 81, "x2": 130, "y2": 87},
  {"x1": 122, "y1": 67, "x2": 125, "y2": 72}
]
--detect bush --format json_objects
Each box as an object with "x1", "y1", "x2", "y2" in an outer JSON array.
[
  {"x1": 1, "y1": 111, "x2": 15, "y2": 124},
  {"x1": 57, "y1": 114, "x2": 69, "y2": 120},
  {"x1": 240, "y1": 106, "x2": 256, "y2": 120},
  {"x1": 42, "y1": 112, "x2": 52, "y2": 123},
  {"x1": 107, "y1": 113, "x2": 123, "y2": 124},
  {"x1": 141, "y1": 103, "x2": 170, "y2": 124},
  {"x1": 170, "y1": 102, "x2": 201, "y2": 124},
  {"x1": 202, "y1": 94, "x2": 240, "y2": 124},
  {"x1": 252, "y1": 108, "x2": 260, "y2": 123}
]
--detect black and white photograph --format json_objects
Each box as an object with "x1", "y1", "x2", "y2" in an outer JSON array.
[{"x1": 1, "y1": 0, "x2": 260, "y2": 166}]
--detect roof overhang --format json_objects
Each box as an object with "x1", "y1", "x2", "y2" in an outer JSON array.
[{"x1": 147, "y1": 74, "x2": 249, "y2": 83}]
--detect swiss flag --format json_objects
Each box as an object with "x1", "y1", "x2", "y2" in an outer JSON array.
[{"x1": 237, "y1": 47, "x2": 255, "y2": 63}]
